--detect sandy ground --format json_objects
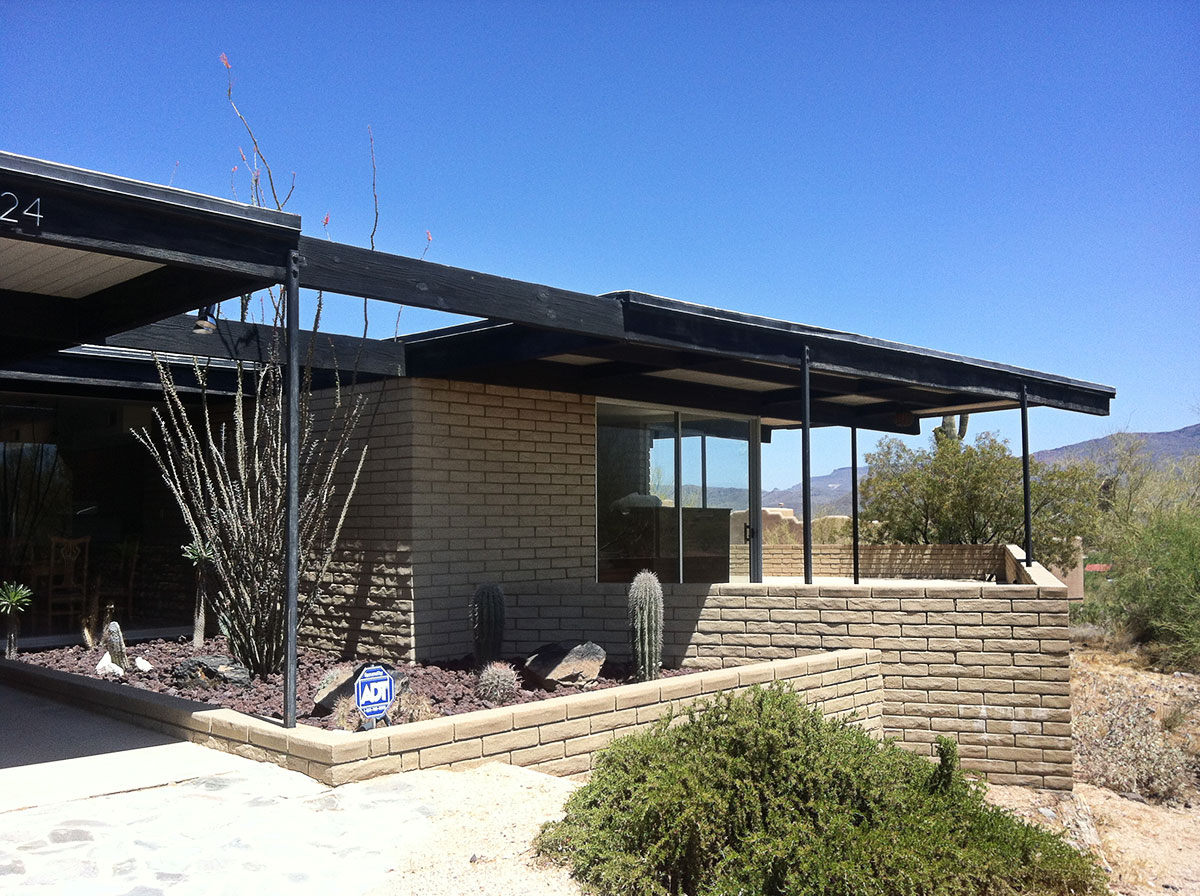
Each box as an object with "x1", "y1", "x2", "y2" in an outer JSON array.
[{"x1": 365, "y1": 762, "x2": 584, "y2": 896}]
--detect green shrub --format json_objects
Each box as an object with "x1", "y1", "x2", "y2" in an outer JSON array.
[
  {"x1": 1092, "y1": 507, "x2": 1200, "y2": 670},
  {"x1": 536, "y1": 684, "x2": 1105, "y2": 896}
]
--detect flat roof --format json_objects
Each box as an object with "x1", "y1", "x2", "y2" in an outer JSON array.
[
  {"x1": 0, "y1": 151, "x2": 300, "y2": 362},
  {"x1": 1, "y1": 151, "x2": 1113, "y2": 432}
]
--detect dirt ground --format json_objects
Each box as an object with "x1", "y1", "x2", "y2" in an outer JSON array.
[{"x1": 986, "y1": 645, "x2": 1200, "y2": 895}]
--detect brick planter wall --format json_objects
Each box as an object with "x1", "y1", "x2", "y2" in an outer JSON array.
[{"x1": 0, "y1": 648, "x2": 882, "y2": 787}]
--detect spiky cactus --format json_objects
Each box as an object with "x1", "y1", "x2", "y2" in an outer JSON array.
[
  {"x1": 475, "y1": 661, "x2": 520, "y2": 704},
  {"x1": 470, "y1": 583, "x2": 505, "y2": 667},
  {"x1": 628, "y1": 570, "x2": 663, "y2": 682}
]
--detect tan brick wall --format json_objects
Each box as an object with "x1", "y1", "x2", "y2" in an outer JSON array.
[
  {"x1": 731, "y1": 543, "x2": 1006, "y2": 580},
  {"x1": 303, "y1": 379, "x2": 417, "y2": 659},
  {"x1": 406, "y1": 380, "x2": 595, "y2": 660},
  {"x1": 306, "y1": 378, "x2": 596, "y2": 662}
]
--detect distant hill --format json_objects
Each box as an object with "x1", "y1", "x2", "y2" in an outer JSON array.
[
  {"x1": 763, "y1": 467, "x2": 857, "y2": 517},
  {"x1": 1032, "y1": 423, "x2": 1200, "y2": 468}
]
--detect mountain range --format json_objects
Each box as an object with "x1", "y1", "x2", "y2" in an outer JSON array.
[{"x1": 689, "y1": 424, "x2": 1200, "y2": 519}]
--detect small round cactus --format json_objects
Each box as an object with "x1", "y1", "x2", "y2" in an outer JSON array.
[
  {"x1": 629, "y1": 569, "x2": 664, "y2": 682},
  {"x1": 475, "y1": 661, "x2": 520, "y2": 704},
  {"x1": 470, "y1": 582, "x2": 506, "y2": 667}
]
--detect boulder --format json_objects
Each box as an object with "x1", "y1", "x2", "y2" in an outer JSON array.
[
  {"x1": 173, "y1": 655, "x2": 252, "y2": 689},
  {"x1": 524, "y1": 641, "x2": 606, "y2": 690},
  {"x1": 312, "y1": 662, "x2": 408, "y2": 717}
]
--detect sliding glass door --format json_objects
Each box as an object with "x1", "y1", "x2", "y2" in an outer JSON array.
[{"x1": 596, "y1": 401, "x2": 759, "y2": 584}]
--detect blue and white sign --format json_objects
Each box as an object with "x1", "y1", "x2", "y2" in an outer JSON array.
[{"x1": 355, "y1": 665, "x2": 395, "y2": 720}]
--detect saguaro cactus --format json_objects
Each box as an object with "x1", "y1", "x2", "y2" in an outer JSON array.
[
  {"x1": 470, "y1": 583, "x2": 506, "y2": 667},
  {"x1": 628, "y1": 569, "x2": 663, "y2": 682}
]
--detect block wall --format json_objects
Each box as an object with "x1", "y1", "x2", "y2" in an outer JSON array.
[
  {"x1": 303, "y1": 379, "x2": 417, "y2": 659},
  {"x1": 730, "y1": 543, "x2": 1006, "y2": 580},
  {"x1": 501, "y1": 578, "x2": 1073, "y2": 789},
  {"x1": 306, "y1": 378, "x2": 597, "y2": 661}
]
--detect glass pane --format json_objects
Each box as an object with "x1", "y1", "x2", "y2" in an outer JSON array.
[
  {"x1": 680, "y1": 414, "x2": 750, "y2": 583},
  {"x1": 596, "y1": 404, "x2": 679, "y2": 583}
]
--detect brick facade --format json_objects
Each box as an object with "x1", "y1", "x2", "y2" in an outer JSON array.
[
  {"x1": 306, "y1": 378, "x2": 595, "y2": 661},
  {"x1": 307, "y1": 379, "x2": 1075, "y2": 789}
]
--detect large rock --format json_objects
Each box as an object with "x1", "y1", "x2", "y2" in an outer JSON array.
[
  {"x1": 524, "y1": 641, "x2": 606, "y2": 690},
  {"x1": 173, "y1": 655, "x2": 252, "y2": 689},
  {"x1": 312, "y1": 662, "x2": 408, "y2": 717}
]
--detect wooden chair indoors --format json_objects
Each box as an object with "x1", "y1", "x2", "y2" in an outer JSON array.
[{"x1": 46, "y1": 535, "x2": 90, "y2": 631}]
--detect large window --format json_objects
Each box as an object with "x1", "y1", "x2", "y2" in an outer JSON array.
[{"x1": 596, "y1": 402, "x2": 760, "y2": 584}]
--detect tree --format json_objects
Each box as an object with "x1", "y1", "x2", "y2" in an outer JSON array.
[
  {"x1": 861, "y1": 431, "x2": 1102, "y2": 571},
  {"x1": 1086, "y1": 434, "x2": 1200, "y2": 668}
]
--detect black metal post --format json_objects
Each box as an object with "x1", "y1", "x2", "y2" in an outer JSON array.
[
  {"x1": 674, "y1": 412, "x2": 683, "y2": 584},
  {"x1": 801, "y1": 346, "x2": 813, "y2": 584},
  {"x1": 851, "y1": 426, "x2": 860, "y2": 585},
  {"x1": 700, "y1": 434, "x2": 708, "y2": 508},
  {"x1": 1021, "y1": 384, "x2": 1033, "y2": 568},
  {"x1": 749, "y1": 421, "x2": 763, "y2": 583},
  {"x1": 283, "y1": 250, "x2": 301, "y2": 727}
]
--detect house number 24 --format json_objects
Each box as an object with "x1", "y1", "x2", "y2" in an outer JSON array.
[{"x1": 0, "y1": 190, "x2": 44, "y2": 227}]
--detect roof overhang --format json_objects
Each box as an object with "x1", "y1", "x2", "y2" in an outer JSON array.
[
  {"x1": 398, "y1": 292, "x2": 1114, "y2": 434},
  {"x1": 0, "y1": 151, "x2": 301, "y2": 362},
  {"x1": 1, "y1": 151, "x2": 1114, "y2": 432}
]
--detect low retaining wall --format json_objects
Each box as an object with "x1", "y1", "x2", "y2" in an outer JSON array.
[
  {"x1": 501, "y1": 549, "x2": 1073, "y2": 790},
  {"x1": 0, "y1": 648, "x2": 882, "y2": 787},
  {"x1": 730, "y1": 543, "x2": 1006, "y2": 580}
]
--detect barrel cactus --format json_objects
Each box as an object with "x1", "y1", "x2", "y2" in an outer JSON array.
[
  {"x1": 470, "y1": 582, "x2": 506, "y2": 667},
  {"x1": 475, "y1": 661, "x2": 520, "y2": 704},
  {"x1": 628, "y1": 570, "x2": 663, "y2": 682}
]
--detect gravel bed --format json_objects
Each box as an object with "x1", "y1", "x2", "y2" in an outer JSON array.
[{"x1": 13, "y1": 636, "x2": 691, "y2": 731}]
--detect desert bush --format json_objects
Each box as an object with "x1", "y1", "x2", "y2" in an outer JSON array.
[
  {"x1": 536, "y1": 684, "x2": 1105, "y2": 896},
  {"x1": 1089, "y1": 507, "x2": 1200, "y2": 670},
  {"x1": 1073, "y1": 687, "x2": 1192, "y2": 802}
]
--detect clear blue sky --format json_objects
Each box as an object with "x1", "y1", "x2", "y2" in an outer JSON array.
[{"x1": 3, "y1": 1, "x2": 1197, "y2": 488}]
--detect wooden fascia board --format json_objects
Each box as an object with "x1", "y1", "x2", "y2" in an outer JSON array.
[
  {"x1": 401, "y1": 323, "x2": 607, "y2": 377},
  {"x1": 106, "y1": 315, "x2": 406, "y2": 377},
  {"x1": 0, "y1": 354, "x2": 243, "y2": 398},
  {"x1": 620, "y1": 300, "x2": 1114, "y2": 417},
  {"x1": 0, "y1": 157, "x2": 298, "y2": 279},
  {"x1": 297, "y1": 236, "x2": 625, "y2": 338}
]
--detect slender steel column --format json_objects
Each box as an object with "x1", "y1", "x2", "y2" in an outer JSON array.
[
  {"x1": 1021, "y1": 384, "x2": 1033, "y2": 568},
  {"x1": 851, "y1": 426, "x2": 860, "y2": 585},
  {"x1": 283, "y1": 250, "x2": 301, "y2": 728},
  {"x1": 674, "y1": 412, "x2": 683, "y2": 584},
  {"x1": 801, "y1": 346, "x2": 813, "y2": 584},
  {"x1": 749, "y1": 420, "x2": 763, "y2": 583},
  {"x1": 700, "y1": 434, "x2": 708, "y2": 508}
]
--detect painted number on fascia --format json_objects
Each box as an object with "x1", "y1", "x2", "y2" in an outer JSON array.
[{"x1": 1, "y1": 191, "x2": 44, "y2": 227}]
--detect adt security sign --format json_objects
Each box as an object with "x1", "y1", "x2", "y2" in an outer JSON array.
[{"x1": 355, "y1": 665, "x2": 395, "y2": 723}]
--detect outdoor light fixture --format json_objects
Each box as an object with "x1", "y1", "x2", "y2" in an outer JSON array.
[{"x1": 191, "y1": 306, "x2": 217, "y2": 335}]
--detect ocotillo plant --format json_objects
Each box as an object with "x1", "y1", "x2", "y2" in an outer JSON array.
[
  {"x1": 628, "y1": 569, "x2": 663, "y2": 682},
  {"x1": 470, "y1": 583, "x2": 506, "y2": 667}
]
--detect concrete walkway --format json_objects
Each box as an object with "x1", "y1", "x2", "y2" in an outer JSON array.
[{"x1": 0, "y1": 683, "x2": 577, "y2": 895}]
